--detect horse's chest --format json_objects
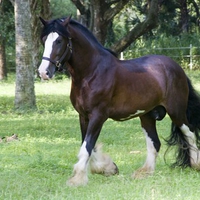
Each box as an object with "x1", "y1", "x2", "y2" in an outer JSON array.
[
  {"x1": 70, "y1": 86, "x2": 93, "y2": 114},
  {"x1": 70, "y1": 77, "x2": 112, "y2": 115}
]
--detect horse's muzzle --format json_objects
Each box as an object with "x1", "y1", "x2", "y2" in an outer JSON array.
[{"x1": 39, "y1": 71, "x2": 50, "y2": 80}]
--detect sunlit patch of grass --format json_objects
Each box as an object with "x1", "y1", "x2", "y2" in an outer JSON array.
[{"x1": 1, "y1": 75, "x2": 200, "y2": 199}]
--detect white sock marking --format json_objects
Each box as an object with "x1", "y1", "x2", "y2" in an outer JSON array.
[
  {"x1": 68, "y1": 141, "x2": 89, "y2": 186},
  {"x1": 142, "y1": 128, "x2": 157, "y2": 171},
  {"x1": 76, "y1": 141, "x2": 89, "y2": 171},
  {"x1": 180, "y1": 124, "x2": 196, "y2": 145},
  {"x1": 180, "y1": 124, "x2": 199, "y2": 165}
]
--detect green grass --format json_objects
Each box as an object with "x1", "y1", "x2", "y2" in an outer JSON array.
[{"x1": 1, "y1": 72, "x2": 200, "y2": 200}]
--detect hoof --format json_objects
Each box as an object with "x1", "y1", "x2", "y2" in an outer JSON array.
[
  {"x1": 90, "y1": 143, "x2": 119, "y2": 176},
  {"x1": 191, "y1": 162, "x2": 200, "y2": 170},
  {"x1": 190, "y1": 150, "x2": 200, "y2": 170},
  {"x1": 67, "y1": 169, "x2": 88, "y2": 187},
  {"x1": 103, "y1": 162, "x2": 119, "y2": 176},
  {"x1": 132, "y1": 167, "x2": 153, "y2": 179},
  {"x1": 91, "y1": 161, "x2": 119, "y2": 176},
  {"x1": 112, "y1": 162, "x2": 119, "y2": 175},
  {"x1": 107, "y1": 162, "x2": 119, "y2": 176},
  {"x1": 67, "y1": 175, "x2": 88, "y2": 187}
]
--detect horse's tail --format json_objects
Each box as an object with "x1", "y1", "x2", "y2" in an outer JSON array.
[{"x1": 166, "y1": 77, "x2": 200, "y2": 167}]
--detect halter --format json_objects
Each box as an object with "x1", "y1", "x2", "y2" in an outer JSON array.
[{"x1": 42, "y1": 37, "x2": 72, "y2": 71}]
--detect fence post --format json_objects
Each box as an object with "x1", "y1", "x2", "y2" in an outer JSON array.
[
  {"x1": 120, "y1": 52, "x2": 124, "y2": 60},
  {"x1": 189, "y1": 44, "x2": 193, "y2": 70}
]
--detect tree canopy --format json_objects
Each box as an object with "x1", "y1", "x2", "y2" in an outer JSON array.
[{"x1": 1, "y1": 0, "x2": 200, "y2": 74}]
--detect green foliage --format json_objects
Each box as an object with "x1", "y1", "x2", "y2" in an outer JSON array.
[
  {"x1": 50, "y1": 0, "x2": 77, "y2": 18},
  {"x1": 0, "y1": 0, "x2": 15, "y2": 71},
  {"x1": 157, "y1": 0, "x2": 180, "y2": 36},
  {"x1": 0, "y1": 1, "x2": 14, "y2": 40},
  {"x1": 109, "y1": 0, "x2": 200, "y2": 47},
  {"x1": 1, "y1": 75, "x2": 200, "y2": 199},
  {"x1": 3, "y1": 0, "x2": 200, "y2": 72},
  {"x1": 123, "y1": 33, "x2": 200, "y2": 70}
]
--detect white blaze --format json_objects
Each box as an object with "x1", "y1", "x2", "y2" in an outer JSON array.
[{"x1": 38, "y1": 32, "x2": 59, "y2": 75}]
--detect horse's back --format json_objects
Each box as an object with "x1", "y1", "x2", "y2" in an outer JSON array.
[
  {"x1": 118, "y1": 54, "x2": 188, "y2": 93},
  {"x1": 122, "y1": 55, "x2": 184, "y2": 75}
]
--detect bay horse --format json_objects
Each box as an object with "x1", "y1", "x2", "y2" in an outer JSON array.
[{"x1": 38, "y1": 16, "x2": 200, "y2": 186}]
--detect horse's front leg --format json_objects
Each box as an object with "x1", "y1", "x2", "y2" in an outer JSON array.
[
  {"x1": 67, "y1": 112, "x2": 118, "y2": 186},
  {"x1": 79, "y1": 114, "x2": 89, "y2": 143},
  {"x1": 67, "y1": 114, "x2": 90, "y2": 186}
]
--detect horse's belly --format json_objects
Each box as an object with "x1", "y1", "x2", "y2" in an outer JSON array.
[{"x1": 110, "y1": 109, "x2": 146, "y2": 121}]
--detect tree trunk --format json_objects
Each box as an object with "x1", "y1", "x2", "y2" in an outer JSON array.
[
  {"x1": 71, "y1": 0, "x2": 159, "y2": 54},
  {"x1": 179, "y1": 0, "x2": 189, "y2": 33},
  {"x1": 71, "y1": 0, "x2": 129, "y2": 44},
  {"x1": 0, "y1": 0, "x2": 7, "y2": 80},
  {"x1": 14, "y1": 0, "x2": 36, "y2": 110},
  {"x1": 0, "y1": 36, "x2": 7, "y2": 80},
  {"x1": 30, "y1": 0, "x2": 51, "y2": 72},
  {"x1": 190, "y1": 0, "x2": 200, "y2": 27},
  {"x1": 90, "y1": 0, "x2": 108, "y2": 44}
]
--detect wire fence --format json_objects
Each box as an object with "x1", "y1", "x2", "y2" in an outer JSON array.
[
  {"x1": 7, "y1": 44, "x2": 200, "y2": 71},
  {"x1": 121, "y1": 44, "x2": 200, "y2": 70}
]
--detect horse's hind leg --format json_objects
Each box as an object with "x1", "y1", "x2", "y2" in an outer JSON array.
[
  {"x1": 133, "y1": 113, "x2": 161, "y2": 179},
  {"x1": 166, "y1": 76, "x2": 200, "y2": 169},
  {"x1": 179, "y1": 124, "x2": 200, "y2": 168},
  {"x1": 167, "y1": 104, "x2": 200, "y2": 169},
  {"x1": 169, "y1": 114, "x2": 200, "y2": 169}
]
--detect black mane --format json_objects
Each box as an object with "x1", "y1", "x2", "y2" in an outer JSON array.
[
  {"x1": 69, "y1": 20, "x2": 118, "y2": 57},
  {"x1": 41, "y1": 17, "x2": 117, "y2": 57},
  {"x1": 40, "y1": 18, "x2": 70, "y2": 40}
]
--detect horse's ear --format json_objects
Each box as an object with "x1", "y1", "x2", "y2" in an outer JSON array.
[
  {"x1": 63, "y1": 15, "x2": 72, "y2": 26},
  {"x1": 39, "y1": 17, "x2": 48, "y2": 26}
]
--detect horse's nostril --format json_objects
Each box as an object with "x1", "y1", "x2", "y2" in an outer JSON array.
[
  {"x1": 46, "y1": 70, "x2": 52, "y2": 78},
  {"x1": 39, "y1": 71, "x2": 49, "y2": 80}
]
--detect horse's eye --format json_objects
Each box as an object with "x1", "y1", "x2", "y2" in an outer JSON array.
[{"x1": 56, "y1": 39, "x2": 62, "y2": 44}]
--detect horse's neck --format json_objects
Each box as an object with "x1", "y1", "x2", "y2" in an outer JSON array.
[
  {"x1": 68, "y1": 55, "x2": 96, "y2": 84},
  {"x1": 68, "y1": 25, "x2": 110, "y2": 82},
  {"x1": 68, "y1": 42, "x2": 101, "y2": 80}
]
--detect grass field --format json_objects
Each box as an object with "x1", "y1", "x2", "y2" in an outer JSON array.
[{"x1": 1, "y1": 72, "x2": 200, "y2": 200}]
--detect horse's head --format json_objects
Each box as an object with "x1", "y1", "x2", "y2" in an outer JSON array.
[{"x1": 38, "y1": 17, "x2": 72, "y2": 80}]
